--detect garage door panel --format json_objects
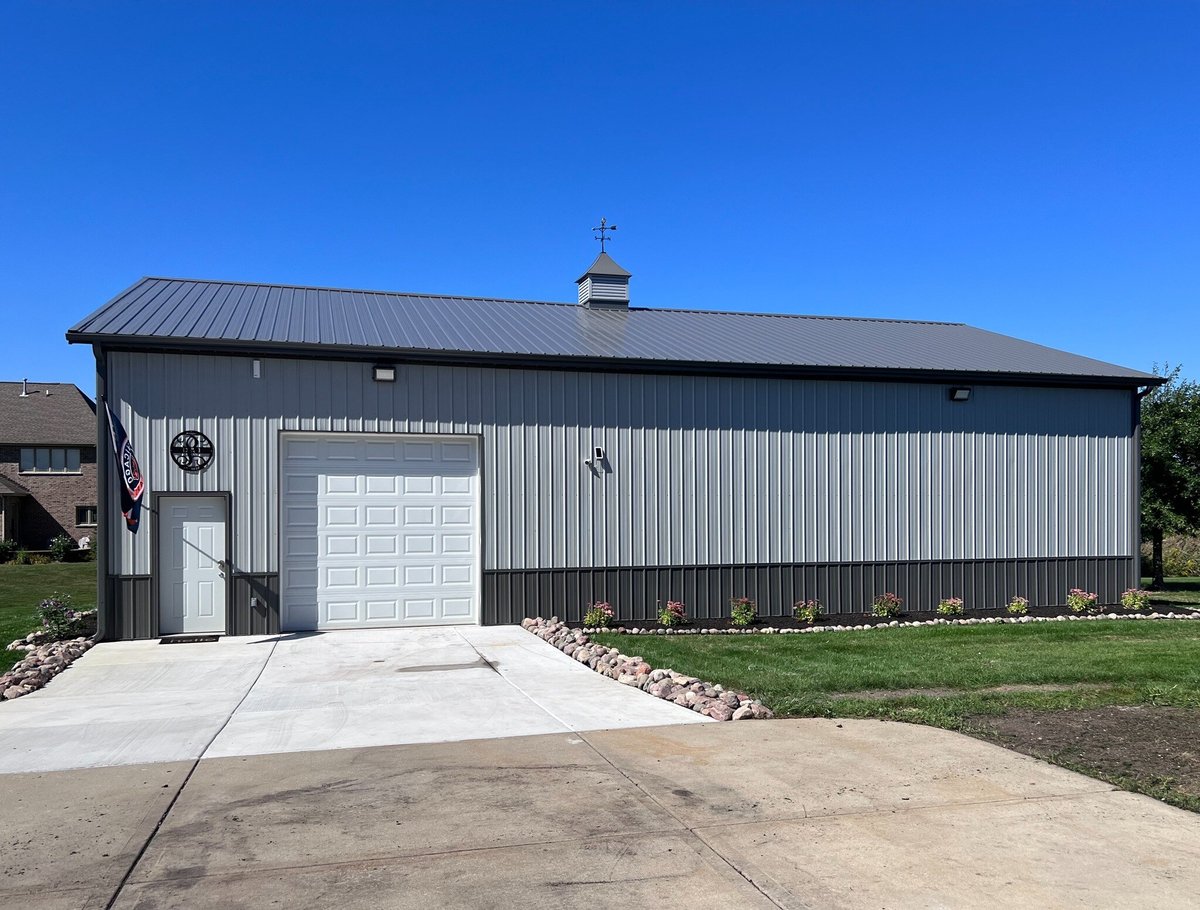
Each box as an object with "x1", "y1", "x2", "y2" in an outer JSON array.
[
  {"x1": 285, "y1": 535, "x2": 318, "y2": 558},
  {"x1": 365, "y1": 475, "x2": 398, "y2": 494},
  {"x1": 324, "y1": 535, "x2": 359, "y2": 556},
  {"x1": 285, "y1": 473, "x2": 318, "y2": 494},
  {"x1": 325, "y1": 505, "x2": 359, "y2": 526},
  {"x1": 404, "y1": 534, "x2": 435, "y2": 555},
  {"x1": 325, "y1": 474, "x2": 359, "y2": 494},
  {"x1": 366, "y1": 566, "x2": 398, "y2": 587},
  {"x1": 281, "y1": 434, "x2": 480, "y2": 630},
  {"x1": 403, "y1": 506, "x2": 435, "y2": 526},
  {"x1": 325, "y1": 566, "x2": 359, "y2": 588},
  {"x1": 403, "y1": 598, "x2": 436, "y2": 620},
  {"x1": 441, "y1": 564, "x2": 472, "y2": 585},
  {"x1": 405, "y1": 565, "x2": 435, "y2": 585},
  {"x1": 440, "y1": 476, "x2": 472, "y2": 495},
  {"x1": 325, "y1": 602, "x2": 359, "y2": 623},
  {"x1": 366, "y1": 535, "x2": 398, "y2": 555},
  {"x1": 403, "y1": 441, "x2": 435, "y2": 461},
  {"x1": 367, "y1": 600, "x2": 399, "y2": 620},
  {"x1": 441, "y1": 598, "x2": 473, "y2": 618},
  {"x1": 365, "y1": 506, "x2": 397, "y2": 526},
  {"x1": 441, "y1": 534, "x2": 473, "y2": 555},
  {"x1": 403, "y1": 475, "x2": 435, "y2": 494},
  {"x1": 365, "y1": 441, "x2": 397, "y2": 460}
]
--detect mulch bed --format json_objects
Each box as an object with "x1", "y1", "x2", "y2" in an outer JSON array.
[
  {"x1": 968, "y1": 706, "x2": 1200, "y2": 810},
  {"x1": 585, "y1": 604, "x2": 1197, "y2": 632}
]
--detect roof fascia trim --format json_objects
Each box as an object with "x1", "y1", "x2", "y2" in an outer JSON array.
[{"x1": 75, "y1": 335, "x2": 1162, "y2": 390}]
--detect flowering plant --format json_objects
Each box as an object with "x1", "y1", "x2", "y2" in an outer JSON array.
[
  {"x1": 794, "y1": 599, "x2": 822, "y2": 623},
  {"x1": 936, "y1": 596, "x2": 965, "y2": 616},
  {"x1": 730, "y1": 597, "x2": 756, "y2": 627},
  {"x1": 659, "y1": 600, "x2": 687, "y2": 626},
  {"x1": 1066, "y1": 588, "x2": 1099, "y2": 613},
  {"x1": 1007, "y1": 596, "x2": 1029, "y2": 616},
  {"x1": 1120, "y1": 588, "x2": 1151, "y2": 611},
  {"x1": 583, "y1": 601, "x2": 615, "y2": 627},
  {"x1": 38, "y1": 594, "x2": 90, "y2": 639},
  {"x1": 871, "y1": 592, "x2": 903, "y2": 617}
]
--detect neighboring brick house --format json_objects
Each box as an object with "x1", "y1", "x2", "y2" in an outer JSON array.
[{"x1": 0, "y1": 381, "x2": 98, "y2": 549}]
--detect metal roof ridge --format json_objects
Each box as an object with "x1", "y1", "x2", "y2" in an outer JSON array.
[
  {"x1": 136, "y1": 276, "x2": 575, "y2": 308},
  {"x1": 134, "y1": 276, "x2": 965, "y2": 326}
]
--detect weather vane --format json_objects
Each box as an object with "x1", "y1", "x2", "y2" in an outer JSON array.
[{"x1": 592, "y1": 217, "x2": 617, "y2": 252}]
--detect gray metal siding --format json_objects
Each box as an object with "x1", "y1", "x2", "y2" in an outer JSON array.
[
  {"x1": 483, "y1": 557, "x2": 1136, "y2": 623},
  {"x1": 105, "y1": 351, "x2": 1135, "y2": 582}
]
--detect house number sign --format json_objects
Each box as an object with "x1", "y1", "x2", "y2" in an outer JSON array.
[{"x1": 170, "y1": 430, "x2": 214, "y2": 473}]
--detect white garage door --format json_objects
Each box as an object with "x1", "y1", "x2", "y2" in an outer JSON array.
[{"x1": 280, "y1": 433, "x2": 480, "y2": 630}]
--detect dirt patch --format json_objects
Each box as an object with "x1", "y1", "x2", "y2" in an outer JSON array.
[{"x1": 968, "y1": 706, "x2": 1200, "y2": 810}]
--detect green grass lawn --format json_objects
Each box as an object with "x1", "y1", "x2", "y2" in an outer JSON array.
[
  {"x1": 593, "y1": 578, "x2": 1200, "y2": 811},
  {"x1": 1144, "y1": 577, "x2": 1200, "y2": 609},
  {"x1": 594, "y1": 619, "x2": 1200, "y2": 718},
  {"x1": 0, "y1": 562, "x2": 98, "y2": 671}
]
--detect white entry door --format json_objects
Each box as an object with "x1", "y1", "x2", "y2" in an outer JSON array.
[
  {"x1": 159, "y1": 496, "x2": 227, "y2": 635},
  {"x1": 280, "y1": 433, "x2": 480, "y2": 630}
]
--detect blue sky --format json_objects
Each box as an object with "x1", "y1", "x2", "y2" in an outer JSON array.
[{"x1": 2, "y1": 2, "x2": 1196, "y2": 394}]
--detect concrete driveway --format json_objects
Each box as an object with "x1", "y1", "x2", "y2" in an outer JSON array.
[
  {"x1": 0, "y1": 626, "x2": 707, "y2": 773},
  {"x1": 4, "y1": 719, "x2": 1199, "y2": 909}
]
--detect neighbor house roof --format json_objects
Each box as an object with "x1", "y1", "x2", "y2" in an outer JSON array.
[
  {"x1": 0, "y1": 383, "x2": 96, "y2": 446},
  {"x1": 0, "y1": 474, "x2": 30, "y2": 497},
  {"x1": 66, "y1": 276, "x2": 1157, "y2": 387}
]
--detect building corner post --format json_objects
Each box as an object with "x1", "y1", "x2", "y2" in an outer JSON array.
[
  {"x1": 1132, "y1": 386, "x2": 1146, "y2": 591},
  {"x1": 94, "y1": 346, "x2": 109, "y2": 641}
]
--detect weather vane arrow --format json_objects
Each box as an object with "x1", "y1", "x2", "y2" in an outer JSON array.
[{"x1": 592, "y1": 217, "x2": 617, "y2": 253}]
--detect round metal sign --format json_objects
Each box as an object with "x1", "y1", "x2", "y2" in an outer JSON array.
[{"x1": 170, "y1": 430, "x2": 214, "y2": 473}]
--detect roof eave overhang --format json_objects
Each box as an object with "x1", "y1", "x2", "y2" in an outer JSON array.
[{"x1": 66, "y1": 333, "x2": 1162, "y2": 390}]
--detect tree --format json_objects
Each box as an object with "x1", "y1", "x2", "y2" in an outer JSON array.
[{"x1": 1140, "y1": 365, "x2": 1200, "y2": 586}]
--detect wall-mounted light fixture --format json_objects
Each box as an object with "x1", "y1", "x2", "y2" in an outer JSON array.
[
  {"x1": 373, "y1": 366, "x2": 396, "y2": 383},
  {"x1": 252, "y1": 359, "x2": 262, "y2": 379},
  {"x1": 949, "y1": 387, "x2": 972, "y2": 402}
]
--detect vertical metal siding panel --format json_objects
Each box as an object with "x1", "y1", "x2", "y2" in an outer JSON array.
[{"x1": 105, "y1": 355, "x2": 1136, "y2": 627}]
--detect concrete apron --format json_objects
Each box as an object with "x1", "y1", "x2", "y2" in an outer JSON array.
[
  {"x1": 0, "y1": 625, "x2": 708, "y2": 774},
  {"x1": 3, "y1": 719, "x2": 1198, "y2": 909}
]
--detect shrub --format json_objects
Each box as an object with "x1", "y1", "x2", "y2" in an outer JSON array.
[
  {"x1": 0, "y1": 538, "x2": 16, "y2": 563},
  {"x1": 583, "y1": 601, "x2": 614, "y2": 627},
  {"x1": 794, "y1": 599, "x2": 822, "y2": 623},
  {"x1": 1066, "y1": 588, "x2": 1099, "y2": 613},
  {"x1": 730, "y1": 597, "x2": 756, "y2": 627},
  {"x1": 936, "y1": 596, "x2": 965, "y2": 616},
  {"x1": 1120, "y1": 588, "x2": 1151, "y2": 611},
  {"x1": 659, "y1": 600, "x2": 687, "y2": 626},
  {"x1": 1141, "y1": 536, "x2": 1200, "y2": 577},
  {"x1": 15, "y1": 549, "x2": 31, "y2": 565},
  {"x1": 871, "y1": 592, "x2": 903, "y2": 617},
  {"x1": 1007, "y1": 596, "x2": 1029, "y2": 615},
  {"x1": 48, "y1": 535, "x2": 75, "y2": 562},
  {"x1": 38, "y1": 594, "x2": 91, "y2": 639}
]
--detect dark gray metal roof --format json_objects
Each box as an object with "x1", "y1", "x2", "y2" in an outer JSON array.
[
  {"x1": 577, "y1": 252, "x2": 632, "y2": 280},
  {"x1": 0, "y1": 382, "x2": 96, "y2": 446},
  {"x1": 66, "y1": 277, "x2": 1156, "y2": 385}
]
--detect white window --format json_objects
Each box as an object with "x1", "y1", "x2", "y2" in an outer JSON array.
[{"x1": 19, "y1": 447, "x2": 82, "y2": 474}]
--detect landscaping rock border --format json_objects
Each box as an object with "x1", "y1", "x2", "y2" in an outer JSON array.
[
  {"x1": 0, "y1": 638, "x2": 94, "y2": 700},
  {"x1": 584, "y1": 610, "x2": 1200, "y2": 636},
  {"x1": 522, "y1": 617, "x2": 773, "y2": 721}
]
